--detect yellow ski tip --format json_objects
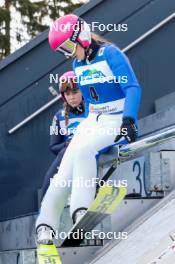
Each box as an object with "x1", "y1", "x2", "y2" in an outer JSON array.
[{"x1": 37, "y1": 244, "x2": 62, "y2": 264}]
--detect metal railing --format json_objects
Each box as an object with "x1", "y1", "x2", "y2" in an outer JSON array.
[
  {"x1": 8, "y1": 12, "x2": 175, "y2": 134},
  {"x1": 8, "y1": 94, "x2": 61, "y2": 134},
  {"x1": 119, "y1": 125, "x2": 175, "y2": 160},
  {"x1": 99, "y1": 125, "x2": 175, "y2": 185},
  {"x1": 122, "y1": 12, "x2": 175, "y2": 53}
]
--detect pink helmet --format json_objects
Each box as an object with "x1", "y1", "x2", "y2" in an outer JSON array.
[
  {"x1": 48, "y1": 14, "x2": 91, "y2": 50},
  {"x1": 59, "y1": 71, "x2": 78, "y2": 101}
]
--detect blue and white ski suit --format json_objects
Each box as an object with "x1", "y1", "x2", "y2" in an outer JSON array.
[{"x1": 36, "y1": 44, "x2": 141, "y2": 231}]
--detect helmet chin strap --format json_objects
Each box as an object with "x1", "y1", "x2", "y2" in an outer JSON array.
[{"x1": 84, "y1": 38, "x2": 101, "y2": 62}]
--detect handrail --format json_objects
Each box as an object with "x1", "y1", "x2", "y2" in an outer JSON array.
[
  {"x1": 119, "y1": 126, "x2": 175, "y2": 160},
  {"x1": 122, "y1": 12, "x2": 175, "y2": 52},
  {"x1": 8, "y1": 95, "x2": 61, "y2": 134},
  {"x1": 8, "y1": 12, "x2": 175, "y2": 134}
]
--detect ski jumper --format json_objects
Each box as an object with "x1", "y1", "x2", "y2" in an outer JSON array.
[{"x1": 36, "y1": 44, "x2": 141, "y2": 231}]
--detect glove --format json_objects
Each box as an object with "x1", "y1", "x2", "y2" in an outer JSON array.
[{"x1": 114, "y1": 117, "x2": 138, "y2": 143}]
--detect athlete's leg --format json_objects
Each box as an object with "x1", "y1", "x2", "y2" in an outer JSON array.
[
  {"x1": 36, "y1": 140, "x2": 78, "y2": 231},
  {"x1": 35, "y1": 117, "x2": 91, "y2": 231},
  {"x1": 70, "y1": 113, "x2": 123, "y2": 216}
]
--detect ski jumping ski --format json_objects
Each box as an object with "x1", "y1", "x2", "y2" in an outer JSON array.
[
  {"x1": 37, "y1": 184, "x2": 126, "y2": 263},
  {"x1": 61, "y1": 184, "x2": 127, "y2": 247}
]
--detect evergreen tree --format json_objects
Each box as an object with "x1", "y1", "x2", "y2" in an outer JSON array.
[{"x1": 0, "y1": 0, "x2": 84, "y2": 60}]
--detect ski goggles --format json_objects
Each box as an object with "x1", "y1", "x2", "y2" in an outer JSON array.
[
  {"x1": 59, "y1": 79, "x2": 78, "y2": 93},
  {"x1": 56, "y1": 39, "x2": 77, "y2": 57}
]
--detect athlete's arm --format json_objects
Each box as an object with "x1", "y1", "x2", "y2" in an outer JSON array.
[{"x1": 105, "y1": 45, "x2": 141, "y2": 121}]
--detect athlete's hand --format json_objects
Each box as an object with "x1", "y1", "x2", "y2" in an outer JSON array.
[{"x1": 114, "y1": 117, "x2": 138, "y2": 143}]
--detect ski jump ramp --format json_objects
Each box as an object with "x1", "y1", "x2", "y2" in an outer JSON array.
[{"x1": 88, "y1": 189, "x2": 175, "y2": 264}]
